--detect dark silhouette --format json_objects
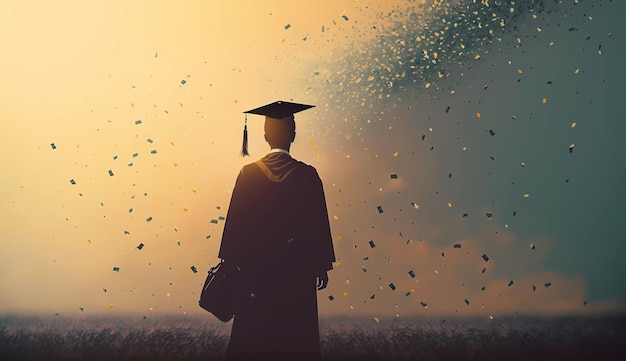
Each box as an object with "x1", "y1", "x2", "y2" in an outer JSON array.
[{"x1": 218, "y1": 101, "x2": 336, "y2": 360}]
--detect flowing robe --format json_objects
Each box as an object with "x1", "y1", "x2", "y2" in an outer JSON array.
[{"x1": 218, "y1": 152, "x2": 335, "y2": 359}]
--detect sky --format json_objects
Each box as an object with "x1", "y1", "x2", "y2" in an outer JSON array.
[{"x1": 1, "y1": 0, "x2": 625, "y2": 320}]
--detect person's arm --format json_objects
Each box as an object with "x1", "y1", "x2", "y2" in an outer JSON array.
[{"x1": 310, "y1": 168, "x2": 335, "y2": 290}]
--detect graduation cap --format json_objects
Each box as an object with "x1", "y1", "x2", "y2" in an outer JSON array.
[{"x1": 240, "y1": 100, "x2": 315, "y2": 156}]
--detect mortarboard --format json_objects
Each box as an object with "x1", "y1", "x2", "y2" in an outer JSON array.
[{"x1": 240, "y1": 100, "x2": 315, "y2": 156}]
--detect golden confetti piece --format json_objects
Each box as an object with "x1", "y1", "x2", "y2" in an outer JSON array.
[
  {"x1": 429, "y1": 127, "x2": 433, "y2": 132},
  {"x1": 447, "y1": 202, "x2": 453, "y2": 208},
  {"x1": 474, "y1": 54, "x2": 481, "y2": 60},
  {"x1": 309, "y1": 140, "x2": 315, "y2": 147},
  {"x1": 333, "y1": 215, "x2": 339, "y2": 220},
  {"x1": 393, "y1": 151, "x2": 399, "y2": 157},
  {"x1": 542, "y1": 98, "x2": 547, "y2": 104},
  {"x1": 170, "y1": 141, "x2": 175, "y2": 146},
  {"x1": 333, "y1": 261, "x2": 341, "y2": 267},
  {"x1": 192, "y1": 189, "x2": 197, "y2": 193},
  {"x1": 183, "y1": 208, "x2": 188, "y2": 212},
  {"x1": 523, "y1": 194, "x2": 530, "y2": 198},
  {"x1": 462, "y1": 146, "x2": 467, "y2": 151},
  {"x1": 517, "y1": 69, "x2": 523, "y2": 74},
  {"x1": 234, "y1": 99, "x2": 238, "y2": 103},
  {"x1": 373, "y1": 317, "x2": 380, "y2": 324},
  {"x1": 476, "y1": 112, "x2": 481, "y2": 118},
  {"x1": 433, "y1": 269, "x2": 439, "y2": 274},
  {"x1": 425, "y1": 82, "x2": 431, "y2": 88},
  {"x1": 179, "y1": 102, "x2": 183, "y2": 107},
  {"x1": 521, "y1": 162, "x2": 526, "y2": 167},
  {"x1": 571, "y1": 122, "x2": 577, "y2": 128},
  {"x1": 173, "y1": 162, "x2": 178, "y2": 167},
  {"x1": 489, "y1": 315, "x2": 494, "y2": 320},
  {"x1": 130, "y1": 103, "x2": 134, "y2": 107},
  {"x1": 166, "y1": 292, "x2": 171, "y2": 298},
  {"x1": 574, "y1": 68, "x2": 580, "y2": 74},
  {"x1": 87, "y1": 239, "x2": 91, "y2": 244},
  {"x1": 342, "y1": 292, "x2": 349, "y2": 297},
  {"x1": 108, "y1": 304, "x2": 114, "y2": 310},
  {"x1": 336, "y1": 236, "x2": 342, "y2": 242}
]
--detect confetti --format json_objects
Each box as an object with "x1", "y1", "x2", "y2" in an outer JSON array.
[
  {"x1": 369, "y1": 240, "x2": 376, "y2": 248},
  {"x1": 50, "y1": 143, "x2": 56, "y2": 149},
  {"x1": 482, "y1": 254, "x2": 489, "y2": 262},
  {"x1": 377, "y1": 205, "x2": 384, "y2": 214},
  {"x1": 146, "y1": 217, "x2": 153, "y2": 222},
  {"x1": 113, "y1": 267, "x2": 120, "y2": 272},
  {"x1": 190, "y1": 266, "x2": 198, "y2": 273},
  {"x1": 135, "y1": 120, "x2": 142, "y2": 125}
]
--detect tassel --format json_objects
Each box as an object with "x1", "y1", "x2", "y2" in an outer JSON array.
[{"x1": 241, "y1": 115, "x2": 249, "y2": 157}]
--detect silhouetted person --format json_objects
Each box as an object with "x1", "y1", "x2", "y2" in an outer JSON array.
[{"x1": 218, "y1": 101, "x2": 336, "y2": 360}]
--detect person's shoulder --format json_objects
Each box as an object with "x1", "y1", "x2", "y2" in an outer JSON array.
[
  {"x1": 292, "y1": 158, "x2": 321, "y2": 179},
  {"x1": 237, "y1": 160, "x2": 262, "y2": 177},
  {"x1": 291, "y1": 157, "x2": 315, "y2": 170}
]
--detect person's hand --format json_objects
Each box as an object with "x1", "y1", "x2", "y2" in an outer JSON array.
[{"x1": 316, "y1": 271, "x2": 329, "y2": 290}]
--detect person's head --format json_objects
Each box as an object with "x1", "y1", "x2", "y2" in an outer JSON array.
[{"x1": 264, "y1": 115, "x2": 296, "y2": 150}]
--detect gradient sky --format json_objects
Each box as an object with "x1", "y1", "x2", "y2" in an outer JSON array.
[{"x1": 1, "y1": 0, "x2": 624, "y2": 320}]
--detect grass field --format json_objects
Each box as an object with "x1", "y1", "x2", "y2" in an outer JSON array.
[{"x1": 1, "y1": 314, "x2": 624, "y2": 361}]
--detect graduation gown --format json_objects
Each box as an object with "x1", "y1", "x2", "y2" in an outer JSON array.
[{"x1": 218, "y1": 152, "x2": 336, "y2": 359}]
